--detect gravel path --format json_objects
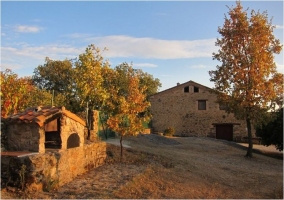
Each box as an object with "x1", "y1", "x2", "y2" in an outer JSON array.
[{"x1": 106, "y1": 134, "x2": 282, "y2": 155}]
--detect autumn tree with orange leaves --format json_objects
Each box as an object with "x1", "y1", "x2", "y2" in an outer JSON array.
[
  {"x1": 1, "y1": 69, "x2": 56, "y2": 117},
  {"x1": 1, "y1": 69, "x2": 32, "y2": 117},
  {"x1": 209, "y1": 1, "x2": 283, "y2": 157},
  {"x1": 106, "y1": 63, "x2": 151, "y2": 160}
]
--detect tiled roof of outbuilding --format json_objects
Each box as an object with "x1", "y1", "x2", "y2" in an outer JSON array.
[{"x1": 3, "y1": 106, "x2": 86, "y2": 127}]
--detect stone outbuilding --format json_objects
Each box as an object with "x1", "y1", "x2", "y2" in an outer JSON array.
[
  {"x1": 2, "y1": 106, "x2": 87, "y2": 153},
  {"x1": 149, "y1": 80, "x2": 254, "y2": 141},
  {"x1": 1, "y1": 106, "x2": 108, "y2": 191}
]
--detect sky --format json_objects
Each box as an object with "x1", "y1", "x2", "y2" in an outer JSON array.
[{"x1": 1, "y1": 0, "x2": 283, "y2": 92}]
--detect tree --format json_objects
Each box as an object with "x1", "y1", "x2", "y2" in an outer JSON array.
[
  {"x1": 1, "y1": 69, "x2": 55, "y2": 117},
  {"x1": 1, "y1": 69, "x2": 32, "y2": 117},
  {"x1": 27, "y1": 87, "x2": 66, "y2": 109},
  {"x1": 136, "y1": 69, "x2": 162, "y2": 120},
  {"x1": 74, "y1": 44, "x2": 110, "y2": 139},
  {"x1": 99, "y1": 65, "x2": 118, "y2": 140},
  {"x1": 106, "y1": 63, "x2": 151, "y2": 160},
  {"x1": 209, "y1": 1, "x2": 283, "y2": 157},
  {"x1": 32, "y1": 58, "x2": 79, "y2": 112},
  {"x1": 100, "y1": 63, "x2": 161, "y2": 140},
  {"x1": 136, "y1": 69, "x2": 162, "y2": 99},
  {"x1": 256, "y1": 108, "x2": 283, "y2": 151},
  {"x1": 30, "y1": 45, "x2": 160, "y2": 142}
]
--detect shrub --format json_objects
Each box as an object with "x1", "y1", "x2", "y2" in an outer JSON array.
[
  {"x1": 256, "y1": 108, "x2": 283, "y2": 151},
  {"x1": 164, "y1": 127, "x2": 175, "y2": 136}
]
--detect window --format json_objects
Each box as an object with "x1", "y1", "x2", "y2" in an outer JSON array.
[
  {"x1": 198, "y1": 100, "x2": 206, "y2": 110},
  {"x1": 194, "y1": 86, "x2": 199, "y2": 93},
  {"x1": 184, "y1": 86, "x2": 189, "y2": 93}
]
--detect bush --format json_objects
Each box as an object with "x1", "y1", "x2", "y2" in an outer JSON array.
[
  {"x1": 164, "y1": 127, "x2": 175, "y2": 136},
  {"x1": 256, "y1": 108, "x2": 283, "y2": 151}
]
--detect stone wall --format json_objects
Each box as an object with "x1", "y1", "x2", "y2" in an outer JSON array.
[
  {"x1": 60, "y1": 115, "x2": 85, "y2": 150},
  {"x1": 6, "y1": 123, "x2": 45, "y2": 153},
  {"x1": 149, "y1": 83, "x2": 255, "y2": 138},
  {"x1": 1, "y1": 141, "x2": 107, "y2": 192}
]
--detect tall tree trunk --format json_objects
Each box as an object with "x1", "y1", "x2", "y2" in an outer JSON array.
[
  {"x1": 120, "y1": 135, "x2": 123, "y2": 162},
  {"x1": 87, "y1": 108, "x2": 92, "y2": 140},
  {"x1": 246, "y1": 117, "x2": 253, "y2": 157}
]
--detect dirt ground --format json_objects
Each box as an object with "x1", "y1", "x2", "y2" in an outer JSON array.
[{"x1": 1, "y1": 134, "x2": 283, "y2": 199}]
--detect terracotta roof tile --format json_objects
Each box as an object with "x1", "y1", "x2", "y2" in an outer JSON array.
[
  {"x1": 3, "y1": 106, "x2": 86, "y2": 127},
  {"x1": 25, "y1": 115, "x2": 35, "y2": 121},
  {"x1": 26, "y1": 111, "x2": 34, "y2": 115},
  {"x1": 18, "y1": 115, "x2": 24, "y2": 119},
  {"x1": 33, "y1": 112, "x2": 43, "y2": 117}
]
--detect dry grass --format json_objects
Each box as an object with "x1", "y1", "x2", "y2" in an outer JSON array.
[
  {"x1": 113, "y1": 164, "x2": 228, "y2": 199},
  {"x1": 1, "y1": 135, "x2": 283, "y2": 199}
]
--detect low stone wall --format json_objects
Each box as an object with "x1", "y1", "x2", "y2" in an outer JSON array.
[{"x1": 1, "y1": 141, "x2": 107, "y2": 192}]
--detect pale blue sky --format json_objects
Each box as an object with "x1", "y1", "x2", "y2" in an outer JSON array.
[{"x1": 1, "y1": 0, "x2": 283, "y2": 91}]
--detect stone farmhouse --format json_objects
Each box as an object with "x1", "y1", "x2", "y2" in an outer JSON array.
[{"x1": 149, "y1": 80, "x2": 253, "y2": 141}]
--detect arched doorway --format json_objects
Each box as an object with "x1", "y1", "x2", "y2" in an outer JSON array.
[{"x1": 67, "y1": 133, "x2": 80, "y2": 149}]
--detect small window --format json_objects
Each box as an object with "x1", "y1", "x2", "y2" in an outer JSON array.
[
  {"x1": 198, "y1": 100, "x2": 206, "y2": 110},
  {"x1": 194, "y1": 86, "x2": 199, "y2": 93},
  {"x1": 184, "y1": 86, "x2": 189, "y2": 93}
]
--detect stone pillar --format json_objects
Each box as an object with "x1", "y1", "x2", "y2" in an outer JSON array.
[
  {"x1": 89, "y1": 110, "x2": 99, "y2": 142},
  {"x1": 60, "y1": 116, "x2": 67, "y2": 150},
  {"x1": 38, "y1": 128, "x2": 45, "y2": 153}
]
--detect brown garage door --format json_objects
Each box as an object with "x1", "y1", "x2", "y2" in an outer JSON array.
[{"x1": 216, "y1": 124, "x2": 233, "y2": 141}]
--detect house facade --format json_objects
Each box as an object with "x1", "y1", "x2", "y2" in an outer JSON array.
[{"x1": 149, "y1": 81, "x2": 254, "y2": 141}]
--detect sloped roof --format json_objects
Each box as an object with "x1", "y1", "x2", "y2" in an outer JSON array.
[
  {"x1": 151, "y1": 80, "x2": 213, "y2": 97},
  {"x1": 3, "y1": 106, "x2": 86, "y2": 127}
]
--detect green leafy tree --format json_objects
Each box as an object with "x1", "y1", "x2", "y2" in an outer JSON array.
[
  {"x1": 27, "y1": 88, "x2": 66, "y2": 108},
  {"x1": 256, "y1": 108, "x2": 283, "y2": 151},
  {"x1": 136, "y1": 68, "x2": 161, "y2": 120},
  {"x1": 32, "y1": 58, "x2": 79, "y2": 112},
  {"x1": 209, "y1": 1, "x2": 283, "y2": 157},
  {"x1": 136, "y1": 69, "x2": 162, "y2": 98},
  {"x1": 99, "y1": 66, "x2": 118, "y2": 139},
  {"x1": 74, "y1": 44, "x2": 110, "y2": 139}
]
